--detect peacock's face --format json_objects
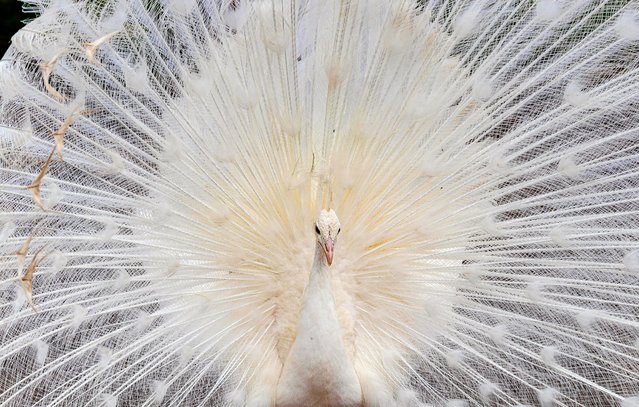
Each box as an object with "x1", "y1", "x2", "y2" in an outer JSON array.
[{"x1": 315, "y1": 209, "x2": 341, "y2": 266}]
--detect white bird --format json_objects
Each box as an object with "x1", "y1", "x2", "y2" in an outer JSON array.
[
  {"x1": 0, "y1": 0, "x2": 639, "y2": 406},
  {"x1": 276, "y1": 210, "x2": 362, "y2": 406}
]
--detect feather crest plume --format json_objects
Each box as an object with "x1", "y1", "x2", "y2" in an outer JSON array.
[{"x1": 1, "y1": 0, "x2": 639, "y2": 406}]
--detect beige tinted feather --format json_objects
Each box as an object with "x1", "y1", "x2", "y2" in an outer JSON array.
[{"x1": 27, "y1": 148, "x2": 55, "y2": 210}]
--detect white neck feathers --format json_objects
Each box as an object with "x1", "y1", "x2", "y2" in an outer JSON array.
[{"x1": 275, "y1": 241, "x2": 362, "y2": 406}]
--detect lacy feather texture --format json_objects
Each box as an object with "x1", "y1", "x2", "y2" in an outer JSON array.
[{"x1": 1, "y1": 0, "x2": 639, "y2": 406}]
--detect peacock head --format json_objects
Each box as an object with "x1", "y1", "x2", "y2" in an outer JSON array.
[{"x1": 315, "y1": 209, "x2": 341, "y2": 266}]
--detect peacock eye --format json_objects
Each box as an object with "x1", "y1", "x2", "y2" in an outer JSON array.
[{"x1": 315, "y1": 225, "x2": 320, "y2": 234}]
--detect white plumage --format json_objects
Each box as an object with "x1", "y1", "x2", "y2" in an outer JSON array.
[{"x1": 1, "y1": 0, "x2": 638, "y2": 406}]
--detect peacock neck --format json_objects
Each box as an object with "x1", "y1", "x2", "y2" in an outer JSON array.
[
  {"x1": 298, "y1": 242, "x2": 338, "y2": 326},
  {"x1": 275, "y1": 240, "x2": 362, "y2": 406}
]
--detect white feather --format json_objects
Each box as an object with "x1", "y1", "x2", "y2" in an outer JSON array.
[
  {"x1": 536, "y1": 0, "x2": 564, "y2": 21},
  {"x1": 101, "y1": 394, "x2": 117, "y2": 407},
  {"x1": 540, "y1": 346, "x2": 558, "y2": 367},
  {"x1": 0, "y1": 221, "x2": 16, "y2": 243},
  {"x1": 453, "y1": 2, "x2": 485, "y2": 38},
  {"x1": 624, "y1": 250, "x2": 639, "y2": 273},
  {"x1": 43, "y1": 181, "x2": 64, "y2": 208},
  {"x1": 563, "y1": 81, "x2": 588, "y2": 106},
  {"x1": 151, "y1": 380, "x2": 169, "y2": 404},
  {"x1": 538, "y1": 387, "x2": 558, "y2": 407},
  {"x1": 616, "y1": 10, "x2": 639, "y2": 41},
  {"x1": 1, "y1": 1, "x2": 638, "y2": 406},
  {"x1": 479, "y1": 382, "x2": 499, "y2": 403},
  {"x1": 622, "y1": 396, "x2": 639, "y2": 407},
  {"x1": 169, "y1": 0, "x2": 197, "y2": 16},
  {"x1": 557, "y1": 154, "x2": 580, "y2": 179},
  {"x1": 32, "y1": 339, "x2": 49, "y2": 366},
  {"x1": 445, "y1": 350, "x2": 465, "y2": 369}
]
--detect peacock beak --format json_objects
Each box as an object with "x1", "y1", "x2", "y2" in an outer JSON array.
[{"x1": 324, "y1": 239, "x2": 334, "y2": 266}]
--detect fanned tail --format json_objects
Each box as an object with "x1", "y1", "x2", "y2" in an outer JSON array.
[{"x1": 1, "y1": 1, "x2": 638, "y2": 406}]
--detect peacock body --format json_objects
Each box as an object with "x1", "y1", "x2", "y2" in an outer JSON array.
[{"x1": 1, "y1": 0, "x2": 639, "y2": 406}]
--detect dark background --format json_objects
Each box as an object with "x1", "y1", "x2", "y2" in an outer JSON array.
[{"x1": 1, "y1": 1, "x2": 26, "y2": 57}]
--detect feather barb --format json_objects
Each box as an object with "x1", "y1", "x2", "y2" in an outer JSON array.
[
  {"x1": 27, "y1": 148, "x2": 55, "y2": 210},
  {"x1": 20, "y1": 246, "x2": 47, "y2": 313},
  {"x1": 40, "y1": 50, "x2": 67, "y2": 101},
  {"x1": 83, "y1": 31, "x2": 120, "y2": 64}
]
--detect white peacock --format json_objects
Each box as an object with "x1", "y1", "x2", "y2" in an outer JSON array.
[{"x1": 1, "y1": 1, "x2": 638, "y2": 406}]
